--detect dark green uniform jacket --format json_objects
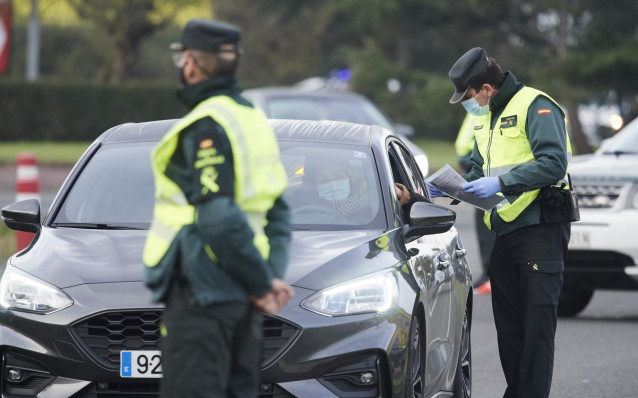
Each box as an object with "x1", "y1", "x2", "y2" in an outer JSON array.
[
  {"x1": 145, "y1": 76, "x2": 291, "y2": 305},
  {"x1": 463, "y1": 72, "x2": 568, "y2": 236}
]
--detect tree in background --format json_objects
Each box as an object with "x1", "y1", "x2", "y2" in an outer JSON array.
[
  {"x1": 4, "y1": 0, "x2": 636, "y2": 147},
  {"x1": 66, "y1": 0, "x2": 203, "y2": 83},
  {"x1": 212, "y1": 0, "x2": 329, "y2": 86}
]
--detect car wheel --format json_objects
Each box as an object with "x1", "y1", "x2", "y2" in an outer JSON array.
[
  {"x1": 453, "y1": 307, "x2": 471, "y2": 398},
  {"x1": 404, "y1": 315, "x2": 425, "y2": 398},
  {"x1": 558, "y1": 288, "x2": 593, "y2": 317}
]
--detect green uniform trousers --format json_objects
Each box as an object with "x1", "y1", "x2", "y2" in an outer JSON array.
[
  {"x1": 489, "y1": 221, "x2": 569, "y2": 398},
  {"x1": 161, "y1": 279, "x2": 262, "y2": 398}
]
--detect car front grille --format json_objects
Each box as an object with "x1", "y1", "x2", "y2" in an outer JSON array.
[
  {"x1": 71, "y1": 382, "x2": 294, "y2": 398},
  {"x1": 572, "y1": 181, "x2": 627, "y2": 208},
  {"x1": 71, "y1": 310, "x2": 300, "y2": 370}
]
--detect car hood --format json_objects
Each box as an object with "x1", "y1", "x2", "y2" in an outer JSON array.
[
  {"x1": 569, "y1": 154, "x2": 638, "y2": 181},
  {"x1": 10, "y1": 227, "x2": 406, "y2": 291},
  {"x1": 10, "y1": 227, "x2": 149, "y2": 289}
]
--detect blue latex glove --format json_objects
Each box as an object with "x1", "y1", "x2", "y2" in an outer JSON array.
[
  {"x1": 462, "y1": 177, "x2": 501, "y2": 198},
  {"x1": 428, "y1": 184, "x2": 445, "y2": 198}
]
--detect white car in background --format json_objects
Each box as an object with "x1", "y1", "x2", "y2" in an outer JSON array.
[{"x1": 562, "y1": 116, "x2": 638, "y2": 316}]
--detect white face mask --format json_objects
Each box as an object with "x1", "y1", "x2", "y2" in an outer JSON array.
[
  {"x1": 461, "y1": 88, "x2": 490, "y2": 116},
  {"x1": 318, "y1": 179, "x2": 350, "y2": 201}
]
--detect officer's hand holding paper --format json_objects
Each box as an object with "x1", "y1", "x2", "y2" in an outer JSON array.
[
  {"x1": 426, "y1": 164, "x2": 505, "y2": 211},
  {"x1": 462, "y1": 177, "x2": 500, "y2": 198}
]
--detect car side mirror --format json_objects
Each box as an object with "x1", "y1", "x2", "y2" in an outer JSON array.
[
  {"x1": 403, "y1": 201, "x2": 455, "y2": 242},
  {"x1": 2, "y1": 199, "x2": 41, "y2": 233}
]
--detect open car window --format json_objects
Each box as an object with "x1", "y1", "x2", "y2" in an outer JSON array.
[{"x1": 392, "y1": 142, "x2": 429, "y2": 200}]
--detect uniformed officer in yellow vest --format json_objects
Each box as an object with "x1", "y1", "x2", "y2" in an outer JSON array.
[
  {"x1": 143, "y1": 19, "x2": 294, "y2": 398},
  {"x1": 443, "y1": 48, "x2": 573, "y2": 398}
]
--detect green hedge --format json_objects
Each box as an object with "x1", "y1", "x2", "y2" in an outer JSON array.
[{"x1": 0, "y1": 81, "x2": 188, "y2": 141}]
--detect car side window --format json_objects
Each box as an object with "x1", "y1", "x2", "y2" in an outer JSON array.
[
  {"x1": 391, "y1": 142, "x2": 429, "y2": 201},
  {"x1": 387, "y1": 145, "x2": 414, "y2": 224}
]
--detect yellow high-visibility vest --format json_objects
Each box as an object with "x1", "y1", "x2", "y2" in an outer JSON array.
[
  {"x1": 473, "y1": 87, "x2": 572, "y2": 229},
  {"x1": 455, "y1": 114, "x2": 477, "y2": 157},
  {"x1": 143, "y1": 95, "x2": 287, "y2": 267}
]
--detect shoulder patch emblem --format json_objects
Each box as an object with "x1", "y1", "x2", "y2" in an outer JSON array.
[
  {"x1": 538, "y1": 109, "x2": 551, "y2": 115},
  {"x1": 200, "y1": 138, "x2": 214, "y2": 149},
  {"x1": 200, "y1": 166, "x2": 220, "y2": 195}
]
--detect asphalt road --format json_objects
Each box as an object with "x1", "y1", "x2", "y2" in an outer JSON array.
[{"x1": 1, "y1": 167, "x2": 637, "y2": 397}]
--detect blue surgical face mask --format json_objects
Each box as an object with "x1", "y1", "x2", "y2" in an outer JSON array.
[
  {"x1": 318, "y1": 179, "x2": 350, "y2": 201},
  {"x1": 461, "y1": 88, "x2": 490, "y2": 116}
]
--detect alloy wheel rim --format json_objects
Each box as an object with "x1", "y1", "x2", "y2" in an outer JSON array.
[{"x1": 459, "y1": 312, "x2": 472, "y2": 397}]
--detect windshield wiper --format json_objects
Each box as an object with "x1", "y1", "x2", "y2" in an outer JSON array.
[{"x1": 51, "y1": 222, "x2": 144, "y2": 230}]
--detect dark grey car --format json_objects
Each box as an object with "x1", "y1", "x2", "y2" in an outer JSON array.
[{"x1": 1, "y1": 119, "x2": 472, "y2": 397}]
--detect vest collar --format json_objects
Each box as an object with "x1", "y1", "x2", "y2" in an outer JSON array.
[
  {"x1": 176, "y1": 76, "x2": 242, "y2": 109},
  {"x1": 490, "y1": 71, "x2": 525, "y2": 114}
]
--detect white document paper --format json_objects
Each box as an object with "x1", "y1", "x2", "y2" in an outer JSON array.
[{"x1": 426, "y1": 164, "x2": 506, "y2": 211}]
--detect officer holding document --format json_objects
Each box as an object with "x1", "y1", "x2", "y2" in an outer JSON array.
[{"x1": 431, "y1": 47, "x2": 576, "y2": 398}]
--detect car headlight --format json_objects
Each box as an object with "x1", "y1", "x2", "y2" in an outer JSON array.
[
  {"x1": 0, "y1": 266, "x2": 73, "y2": 314},
  {"x1": 301, "y1": 270, "x2": 398, "y2": 316}
]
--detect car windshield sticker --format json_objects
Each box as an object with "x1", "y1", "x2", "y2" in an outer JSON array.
[{"x1": 353, "y1": 151, "x2": 367, "y2": 159}]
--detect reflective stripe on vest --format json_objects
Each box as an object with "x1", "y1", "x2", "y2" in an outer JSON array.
[
  {"x1": 143, "y1": 96, "x2": 287, "y2": 267},
  {"x1": 472, "y1": 87, "x2": 572, "y2": 229}
]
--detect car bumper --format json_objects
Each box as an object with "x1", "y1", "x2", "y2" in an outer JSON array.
[
  {"x1": 0, "y1": 283, "x2": 414, "y2": 398},
  {"x1": 567, "y1": 209, "x2": 638, "y2": 290}
]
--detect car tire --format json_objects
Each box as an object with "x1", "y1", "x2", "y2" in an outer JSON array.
[
  {"x1": 404, "y1": 314, "x2": 425, "y2": 398},
  {"x1": 558, "y1": 288, "x2": 594, "y2": 317},
  {"x1": 452, "y1": 306, "x2": 471, "y2": 398}
]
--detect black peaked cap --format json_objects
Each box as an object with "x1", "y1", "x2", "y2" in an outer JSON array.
[{"x1": 448, "y1": 47, "x2": 489, "y2": 104}]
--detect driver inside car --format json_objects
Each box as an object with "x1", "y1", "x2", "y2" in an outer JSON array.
[{"x1": 304, "y1": 161, "x2": 370, "y2": 221}]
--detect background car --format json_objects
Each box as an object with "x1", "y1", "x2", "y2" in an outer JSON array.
[
  {"x1": 243, "y1": 86, "x2": 430, "y2": 176},
  {"x1": 1, "y1": 119, "x2": 471, "y2": 397},
  {"x1": 562, "y1": 116, "x2": 638, "y2": 316}
]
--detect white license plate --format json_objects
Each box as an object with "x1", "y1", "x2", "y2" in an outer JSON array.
[
  {"x1": 120, "y1": 351, "x2": 162, "y2": 378},
  {"x1": 570, "y1": 230, "x2": 591, "y2": 249}
]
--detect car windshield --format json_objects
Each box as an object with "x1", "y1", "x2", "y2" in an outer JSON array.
[
  {"x1": 279, "y1": 141, "x2": 385, "y2": 230},
  {"x1": 53, "y1": 143, "x2": 156, "y2": 229},
  {"x1": 601, "y1": 117, "x2": 638, "y2": 154},
  {"x1": 264, "y1": 96, "x2": 396, "y2": 131},
  {"x1": 53, "y1": 141, "x2": 386, "y2": 231}
]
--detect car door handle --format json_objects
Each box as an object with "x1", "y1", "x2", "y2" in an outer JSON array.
[
  {"x1": 435, "y1": 251, "x2": 450, "y2": 270},
  {"x1": 454, "y1": 249, "x2": 467, "y2": 259}
]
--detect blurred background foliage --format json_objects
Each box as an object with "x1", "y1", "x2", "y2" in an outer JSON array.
[{"x1": 2, "y1": 0, "x2": 638, "y2": 151}]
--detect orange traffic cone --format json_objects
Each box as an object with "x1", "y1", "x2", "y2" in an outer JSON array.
[
  {"x1": 476, "y1": 279, "x2": 491, "y2": 295},
  {"x1": 15, "y1": 152, "x2": 40, "y2": 251}
]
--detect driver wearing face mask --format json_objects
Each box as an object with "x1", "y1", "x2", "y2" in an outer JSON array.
[{"x1": 311, "y1": 163, "x2": 369, "y2": 219}]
